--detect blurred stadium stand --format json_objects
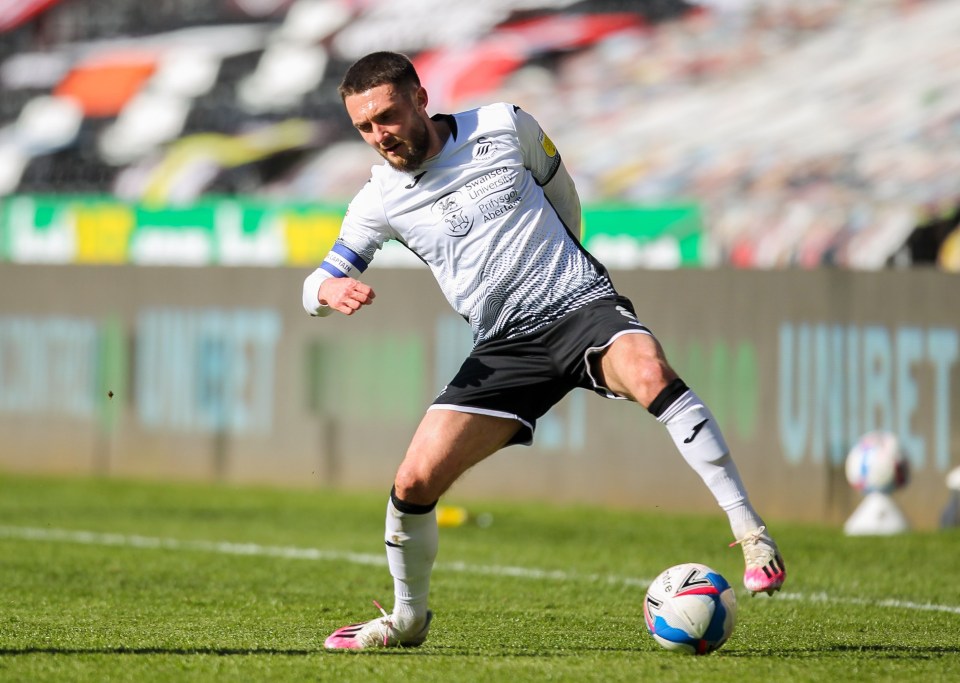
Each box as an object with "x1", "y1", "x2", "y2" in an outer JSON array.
[{"x1": 1, "y1": 0, "x2": 958, "y2": 269}]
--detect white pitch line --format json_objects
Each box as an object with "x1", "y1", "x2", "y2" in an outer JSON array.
[
  {"x1": 773, "y1": 590, "x2": 960, "y2": 616},
  {"x1": 2, "y1": 525, "x2": 959, "y2": 616}
]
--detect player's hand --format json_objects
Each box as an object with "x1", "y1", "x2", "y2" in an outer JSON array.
[{"x1": 319, "y1": 277, "x2": 376, "y2": 315}]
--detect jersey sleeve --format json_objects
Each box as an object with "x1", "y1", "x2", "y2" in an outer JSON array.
[
  {"x1": 515, "y1": 106, "x2": 561, "y2": 185},
  {"x1": 302, "y1": 179, "x2": 394, "y2": 316},
  {"x1": 514, "y1": 106, "x2": 582, "y2": 240}
]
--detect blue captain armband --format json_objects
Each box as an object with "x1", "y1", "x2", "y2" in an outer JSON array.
[
  {"x1": 303, "y1": 243, "x2": 369, "y2": 317},
  {"x1": 320, "y1": 242, "x2": 368, "y2": 279}
]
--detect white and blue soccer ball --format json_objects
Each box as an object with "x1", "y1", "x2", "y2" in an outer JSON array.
[
  {"x1": 845, "y1": 431, "x2": 909, "y2": 494},
  {"x1": 644, "y1": 562, "x2": 737, "y2": 655}
]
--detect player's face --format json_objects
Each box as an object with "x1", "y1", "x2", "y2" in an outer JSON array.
[{"x1": 344, "y1": 83, "x2": 432, "y2": 171}]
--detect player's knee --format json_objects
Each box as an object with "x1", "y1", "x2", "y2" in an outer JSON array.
[
  {"x1": 630, "y1": 358, "x2": 678, "y2": 408},
  {"x1": 393, "y1": 462, "x2": 441, "y2": 507},
  {"x1": 604, "y1": 334, "x2": 678, "y2": 405},
  {"x1": 641, "y1": 356, "x2": 675, "y2": 387}
]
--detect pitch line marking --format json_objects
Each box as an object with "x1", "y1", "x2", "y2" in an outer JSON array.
[{"x1": 2, "y1": 525, "x2": 959, "y2": 616}]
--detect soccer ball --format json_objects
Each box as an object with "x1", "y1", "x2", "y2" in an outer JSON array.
[
  {"x1": 844, "y1": 431, "x2": 909, "y2": 494},
  {"x1": 643, "y1": 562, "x2": 737, "y2": 655}
]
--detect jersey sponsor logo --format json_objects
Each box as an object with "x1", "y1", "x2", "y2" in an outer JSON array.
[
  {"x1": 432, "y1": 192, "x2": 474, "y2": 237},
  {"x1": 432, "y1": 192, "x2": 464, "y2": 216},
  {"x1": 429, "y1": 167, "x2": 522, "y2": 236},
  {"x1": 478, "y1": 189, "x2": 521, "y2": 223},
  {"x1": 443, "y1": 212, "x2": 472, "y2": 236},
  {"x1": 463, "y1": 167, "x2": 513, "y2": 198},
  {"x1": 405, "y1": 171, "x2": 426, "y2": 189},
  {"x1": 473, "y1": 136, "x2": 496, "y2": 160}
]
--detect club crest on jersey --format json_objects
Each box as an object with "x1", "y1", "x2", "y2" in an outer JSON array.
[
  {"x1": 473, "y1": 136, "x2": 497, "y2": 160},
  {"x1": 432, "y1": 193, "x2": 463, "y2": 215},
  {"x1": 432, "y1": 191, "x2": 474, "y2": 237},
  {"x1": 443, "y1": 212, "x2": 472, "y2": 236}
]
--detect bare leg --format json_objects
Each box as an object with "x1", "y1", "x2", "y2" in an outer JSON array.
[
  {"x1": 386, "y1": 410, "x2": 520, "y2": 626},
  {"x1": 394, "y1": 408, "x2": 522, "y2": 504},
  {"x1": 324, "y1": 409, "x2": 523, "y2": 649},
  {"x1": 596, "y1": 332, "x2": 785, "y2": 594},
  {"x1": 596, "y1": 332, "x2": 763, "y2": 537}
]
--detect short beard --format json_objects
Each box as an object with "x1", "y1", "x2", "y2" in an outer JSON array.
[{"x1": 383, "y1": 116, "x2": 431, "y2": 171}]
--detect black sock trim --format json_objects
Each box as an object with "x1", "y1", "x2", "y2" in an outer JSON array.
[
  {"x1": 390, "y1": 485, "x2": 438, "y2": 515},
  {"x1": 647, "y1": 378, "x2": 690, "y2": 418}
]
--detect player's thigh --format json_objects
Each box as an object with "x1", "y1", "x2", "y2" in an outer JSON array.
[
  {"x1": 597, "y1": 332, "x2": 678, "y2": 407},
  {"x1": 394, "y1": 408, "x2": 522, "y2": 503}
]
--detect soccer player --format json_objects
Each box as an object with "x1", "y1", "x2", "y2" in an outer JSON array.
[{"x1": 303, "y1": 51, "x2": 786, "y2": 650}]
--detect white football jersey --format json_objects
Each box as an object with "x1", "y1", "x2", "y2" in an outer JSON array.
[{"x1": 306, "y1": 102, "x2": 617, "y2": 345}]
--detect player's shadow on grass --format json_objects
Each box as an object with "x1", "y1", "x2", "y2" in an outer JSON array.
[
  {"x1": 0, "y1": 647, "x2": 314, "y2": 657},
  {"x1": 323, "y1": 646, "x2": 640, "y2": 656},
  {"x1": 6, "y1": 644, "x2": 957, "y2": 658},
  {"x1": 724, "y1": 644, "x2": 960, "y2": 659}
]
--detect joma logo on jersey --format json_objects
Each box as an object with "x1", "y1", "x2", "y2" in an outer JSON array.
[{"x1": 474, "y1": 136, "x2": 496, "y2": 160}]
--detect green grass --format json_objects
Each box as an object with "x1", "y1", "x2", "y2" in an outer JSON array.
[{"x1": 0, "y1": 473, "x2": 958, "y2": 682}]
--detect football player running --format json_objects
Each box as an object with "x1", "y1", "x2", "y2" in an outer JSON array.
[{"x1": 303, "y1": 51, "x2": 786, "y2": 650}]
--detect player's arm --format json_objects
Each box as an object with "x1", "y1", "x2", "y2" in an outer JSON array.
[
  {"x1": 302, "y1": 243, "x2": 375, "y2": 316},
  {"x1": 514, "y1": 106, "x2": 583, "y2": 241},
  {"x1": 302, "y1": 183, "x2": 388, "y2": 317}
]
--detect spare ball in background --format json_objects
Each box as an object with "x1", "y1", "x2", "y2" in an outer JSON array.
[{"x1": 845, "y1": 431, "x2": 909, "y2": 494}]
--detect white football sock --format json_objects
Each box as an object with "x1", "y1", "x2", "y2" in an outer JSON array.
[
  {"x1": 656, "y1": 389, "x2": 764, "y2": 540},
  {"x1": 384, "y1": 494, "x2": 438, "y2": 629}
]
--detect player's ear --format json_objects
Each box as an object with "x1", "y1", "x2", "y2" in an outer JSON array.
[{"x1": 414, "y1": 86, "x2": 428, "y2": 112}]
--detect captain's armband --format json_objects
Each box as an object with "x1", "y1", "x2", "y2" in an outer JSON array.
[{"x1": 321, "y1": 242, "x2": 369, "y2": 279}]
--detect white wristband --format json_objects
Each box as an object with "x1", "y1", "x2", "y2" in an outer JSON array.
[{"x1": 302, "y1": 267, "x2": 334, "y2": 317}]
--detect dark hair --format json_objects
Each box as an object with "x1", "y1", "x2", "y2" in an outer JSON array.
[{"x1": 338, "y1": 51, "x2": 421, "y2": 101}]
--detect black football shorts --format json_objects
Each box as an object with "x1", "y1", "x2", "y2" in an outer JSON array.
[{"x1": 430, "y1": 295, "x2": 653, "y2": 446}]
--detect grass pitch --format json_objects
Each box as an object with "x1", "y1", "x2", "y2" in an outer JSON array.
[{"x1": 0, "y1": 474, "x2": 958, "y2": 682}]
